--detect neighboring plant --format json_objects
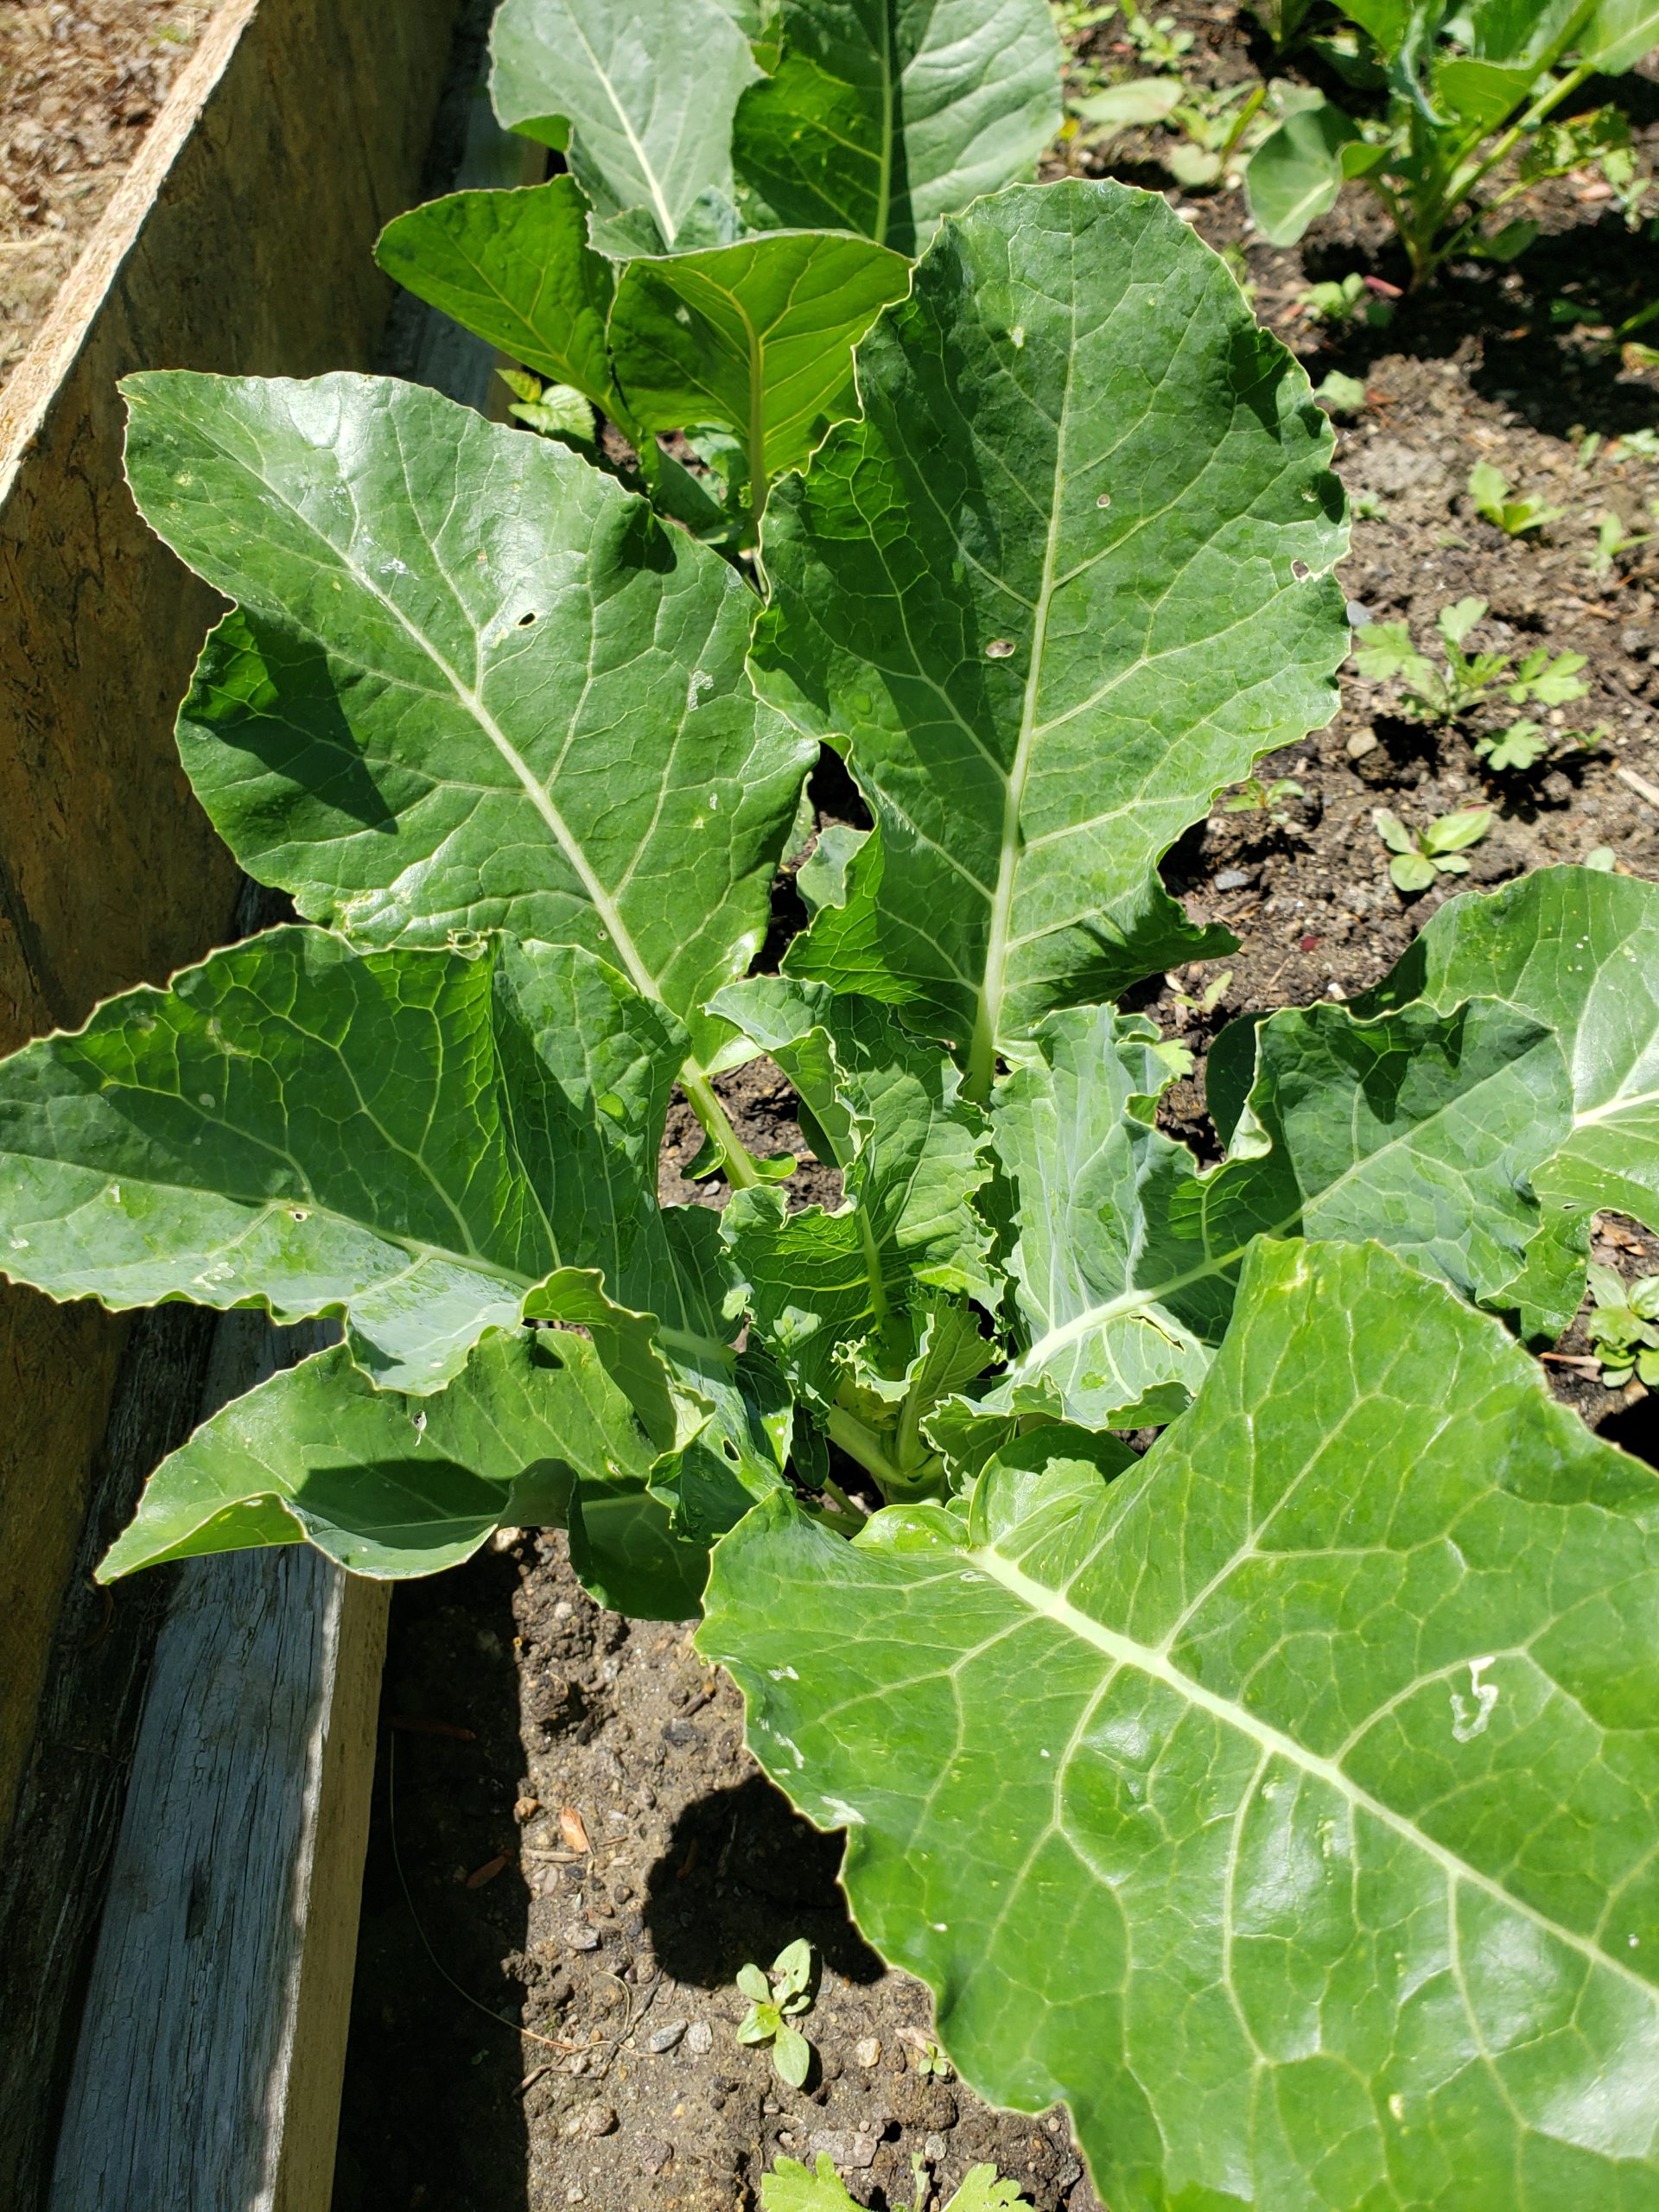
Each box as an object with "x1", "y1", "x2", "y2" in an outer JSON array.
[
  {"x1": 1313, "y1": 368, "x2": 1368, "y2": 415},
  {"x1": 1582, "y1": 1262, "x2": 1659, "y2": 1387},
  {"x1": 5, "y1": 32, "x2": 1659, "y2": 2200},
  {"x1": 1243, "y1": 0, "x2": 1657, "y2": 283},
  {"x1": 1374, "y1": 804, "x2": 1493, "y2": 890},
  {"x1": 736, "y1": 1937, "x2": 817, "y2": 2086},
  {"x1": 1222, "y1": 774, "x2": 1306, "y2": 826},
  {"x1": 1300, "y1": 270, "x2": 1397, "y2": 327},
  {"x1": 1467, "y1": 459, "x2": 1564, "y2": 537},
  {"x1": 762, "y1": 2151, "x2": 1027, "y2": 2211},
  {"x1": 1168, "y1": 968, "x2": 1233, "y2": 1019},
  {"x1": 1588, "y1": 505, "x2": 1659, "y2": 575},
  {"x1": 1353, "y1": 597, "x2": 1589, "y2": 760}
]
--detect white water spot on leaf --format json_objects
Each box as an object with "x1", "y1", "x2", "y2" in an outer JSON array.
[
  {"x1": 10, "y1": 1237, "x2": 28, "y2": 1250},
  {"x1": 931, "y1": 1921, "x2": 948, "y2": 1932},
  {"x1": 773, "y1": 1733, "x2": 806, "y2": 1770},
  {"x1": 1388, "y1": 2094, "x2": 1406, "y2": 2122},
  {"x1": 381, "y1": 556, "x2": 410, "y2": 576},
  {"x1": 1010, "y1": 325, "x2": 1026, "y2": 348},
  {"x1": 687, "y1": 670, "x2": 715, "y2": 711},
  {"x1": 820, "y1": 1796, "x2": 865, "y2": 1827},
  {"x1": 767, "y1": 1665, "x2": 800, "y2": 1681},
  {"x1": 198, "y1": 1092, "x2": 215, "y2": 1108},
  {"x1": 1039, "y1": 1748, "x2": 1051, "y2": 1759},
  {"x1": 1451, "y1": 1656, "x2": 1498, "y2": 1741}
]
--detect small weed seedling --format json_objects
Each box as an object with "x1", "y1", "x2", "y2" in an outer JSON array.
[
  {"x1": 1582, "y1": 1264, "x2": 1659, "y2": 1389},
  {"x1": 736, "y1": 1938, "x2": 817, "y2": 2087},
  {"x1": 1223, "y1": 774, "x2": 1306, "y2": 827},
  {"x1": 1353, "y1": 601, "x2": 1588, "y2": 741},
  {"x1": 1167, "y1": 968, "x2": 1233, "y2": 1020},
  {"x1": 1374, "y1": 806, "x2": 1492, "y2": 894},
  {"x1": 1313, "y1": 371, "x2": 1367, "y2": 417},
  {"x1": 1588, "y1": 508, "x2": 1659, "y2": 578},
  {"x1": 760, "y1": 2150, "x2": 1030, "y2": 2210},
  {"x1": 1468, "y1": 462, "x2": 1565, "y2": 538},
  {"x1": 1299, "y1": 273, "x2": 1396, "y2": 328}
]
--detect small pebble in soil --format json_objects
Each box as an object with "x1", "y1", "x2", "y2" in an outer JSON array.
[
  {"x1": 855, "y1": 2037, "x2": 881, "y2": 2068},
  {"x1": 638, "y1": 2136, "x2": 672, "y2": 2175},
  {"x1": 645, "y1": 2020, "x2": 687, "y2": 2052},
  {"x1": 1214, "y1": 868, "x2": 1253, "y2": 890}
]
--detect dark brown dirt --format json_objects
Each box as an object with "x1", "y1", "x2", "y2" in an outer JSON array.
[
  {"x1": 0, "y1": 0, "x2": 224, "y2": 392},
  {"x1": 335, "y1": 12, "x2": 1659, "y2": 2209}
]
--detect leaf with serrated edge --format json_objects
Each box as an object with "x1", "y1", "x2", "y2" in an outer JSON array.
[
  {"x1": 753, "y1": 183, "x2": 1347, "y2": 1084},
  {"x1": 702, "y1": 1237, "x2": 1659, "y2": 2212},
  {"x1": 1356, "y1": 866, "x2": 1659, "y2": 1240},
  {"x1": 988, "y1": 990, "x2": 1581, "y2": 1428},
  {"x1": 121, "y1": 372, "x2": 813, "y2": 1077},
  {"x1": 0, "y1": 930, "x2": 694, "y2": 1399},
  {"x1": 732, "y1": 0, "x2": 1063, "y2": 252},
  {"x1": 375, "y1": 179, "x2": 634, "y2": 434},
  {"x1": 99, "y1": 1325, "x2": 652, "y2": 1581},
  {"x1": 609, "y1": 232, "x2": 911, "y2": 507},
  {"x1": 489, "y1": 0, "x2": 760, "y2": 249}
]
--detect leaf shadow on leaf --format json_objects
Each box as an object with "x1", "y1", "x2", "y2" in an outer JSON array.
[
  {"x1": 639, "y1": 1771, "x2": 887, "y2": 1992},
  {"x1": 188, "y1": 608, "x2": 401, "y2": 835}
]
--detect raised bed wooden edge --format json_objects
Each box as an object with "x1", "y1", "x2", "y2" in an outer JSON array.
[{"x1": 0, "y1": 1, "x2": 464, "y2": 2202}]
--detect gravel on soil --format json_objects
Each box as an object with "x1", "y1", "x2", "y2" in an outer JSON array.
[
  {"x1": 333, "y1": 5, "x2": 1659, "y2": 2203},
  {"x1": 1, "y1": 0, "x2": 224, "y2": 394}
]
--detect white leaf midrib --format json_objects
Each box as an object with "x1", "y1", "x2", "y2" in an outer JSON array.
[{"x1": 970, "y1": 1540, "x2": 1656, "y2": 2005}]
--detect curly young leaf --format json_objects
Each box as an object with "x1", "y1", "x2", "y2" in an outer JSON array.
[
  {"x1": 702, "y1": 1236, "x2": 1659, "y2": 2212},
  {"x1": 753, "y1": 182, "x2": 1349, "y2": 1087},
  {"x1": 374, "y1": 178, "x2": 632, "y2": 434},
  {"x1": 98, "y1": 1325, "x2": 680, "y2": 1598},
  {"x1": 489, "y1": 0, "x2": 760, "y2": 250},
  {"x1": 731, "y1": 0, "x2": 1062, "y2": 251},
  {"x1": 0, "y1": 930, "x2": 684, "y2": 1398},
  {"x1": 120, "y1": 372, "x2": 812, "y2": 1073},
  {"x1": 609, "y1": 232, "x2": 912, "y2": 521}
]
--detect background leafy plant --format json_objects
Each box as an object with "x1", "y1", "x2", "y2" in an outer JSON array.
[{"x1": 1243, "y1": 0, "x2": 1656, "y2": 282}]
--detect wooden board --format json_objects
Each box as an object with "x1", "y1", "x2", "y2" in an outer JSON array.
[{"x1": 0, "y1": 0, "x2": 461, "y2": 1858}]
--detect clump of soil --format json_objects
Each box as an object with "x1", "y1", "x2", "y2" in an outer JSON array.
[
  {"x1": 1, "y1": 0, "x2": 224, "y2": 392},
  {"x1": 337, "y1": 9, "x2": 1659, "y2": 2207}
]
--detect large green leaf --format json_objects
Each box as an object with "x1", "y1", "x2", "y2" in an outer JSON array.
[
  {"x1": 1578, "y1": 0, "x2": 1659, "y2": 70},
  {"x1": 0, "y1": 929, "x2": 686, "y2": 1397},
  {"x1": 1356, "y1": 867, "x2": 1659, "y2": 1239},
  {"x1": 489, "y1": 0, "x2": 760, "y2": 249},
  {"x1": 985, "y1": 988, "x2": 1583, "y2": 1431},
  {"x1": 753, "y1": 183, "x2": 1348, "y2": 1086},
  {"x1": 374, "y1": 178, "x2": 636, "y2": 435},
  {"x1": 608, "y1": 232, "x2": 911, "y2": 521},
  {"x1": 731, "y1": 0, "x2": 1063, "y2": 252},
  {"x1": 702, "y1": 1236, "x2": 1659, "y2": 2212},
  {"x1": 121, "y1": 371, "x2": 812, "y2": 1073},
  {"x1": 715, "y1": 976, "x2": 994, "y2": 1411},
  {"x1": 99, "y1": 1325, "x2": 659, "y2": 1582}
]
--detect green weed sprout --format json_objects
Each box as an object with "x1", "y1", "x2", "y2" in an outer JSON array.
[
  {"x1": 1583, "y1": 1264, "x2": 1659, "y2": 1389},
  {"x1": 736, "y1": 1937, "x2": 817, "y2": 2087},
  {"x1": 760, "y1": 2150, "x2": 1030, "y2": 2210},
  {"x1": 1223, "y1": 774, "x2": 1306, "y2": 826},
  {"x1": 1353, "y1": 600, "x2": 1587, "y2": 741},
  {"x1": 1375, "y1": 806, "x2": 1492, "y2": 894},
  {"x1": 1468, "y1": 461, "x2": 1564, "y2": 538}
]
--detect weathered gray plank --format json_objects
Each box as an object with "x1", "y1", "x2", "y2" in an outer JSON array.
[{"x1": 40, "y1": 11, "x2": 537, "y2": 2205}]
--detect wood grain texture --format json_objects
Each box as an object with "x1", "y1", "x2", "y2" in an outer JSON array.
[
  {"x1": 0, "y1": 0, "x2": 462, "y2": 1858},
  {"x1": 47, "y1": 1321, "x2": 391, "y2": 2212}
]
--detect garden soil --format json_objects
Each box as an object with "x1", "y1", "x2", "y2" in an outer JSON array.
[
  {"x1": 334, "y1": 11, "x2": 1659, "y2": 2209},
  {"x1": 0, "y1": 0, "x2": 224, "y2": 393}
]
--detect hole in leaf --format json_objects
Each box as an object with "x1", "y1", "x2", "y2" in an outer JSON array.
[
  {"x1": 1292, "y1": 560, "x2": 1311, "y2": 581},
  {"x1": 986, "y1": 639, "x2": 1015, "y2": 659},
  {"x1": 518, "y1": 611, "x2": 537, "y2": 627},
  {"x1": 1096, "y1": 493, "x2": 1111, "y2": 508}
]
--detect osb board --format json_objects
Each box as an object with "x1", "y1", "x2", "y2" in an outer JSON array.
[{"x1": 0, "y1": 0, "x2": 463, "y2": 1851}]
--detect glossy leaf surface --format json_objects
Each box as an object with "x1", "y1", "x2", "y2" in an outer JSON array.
[
  {"x1": 704, "y1": 1237, "x2": 1659, "y2": 2212},
  {"x1": 122, "y1": 372, "x2": 811, "y2": 1069},
  {"x1": 490, "y1": 0, "x2": 760, "y2": 248},
  {"x1": 754, "y1": 183, "x2": 1348, "y2": 1080},
  {"x1": 732, "y1": 0, "x2": 1063, "y2": 251}
]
